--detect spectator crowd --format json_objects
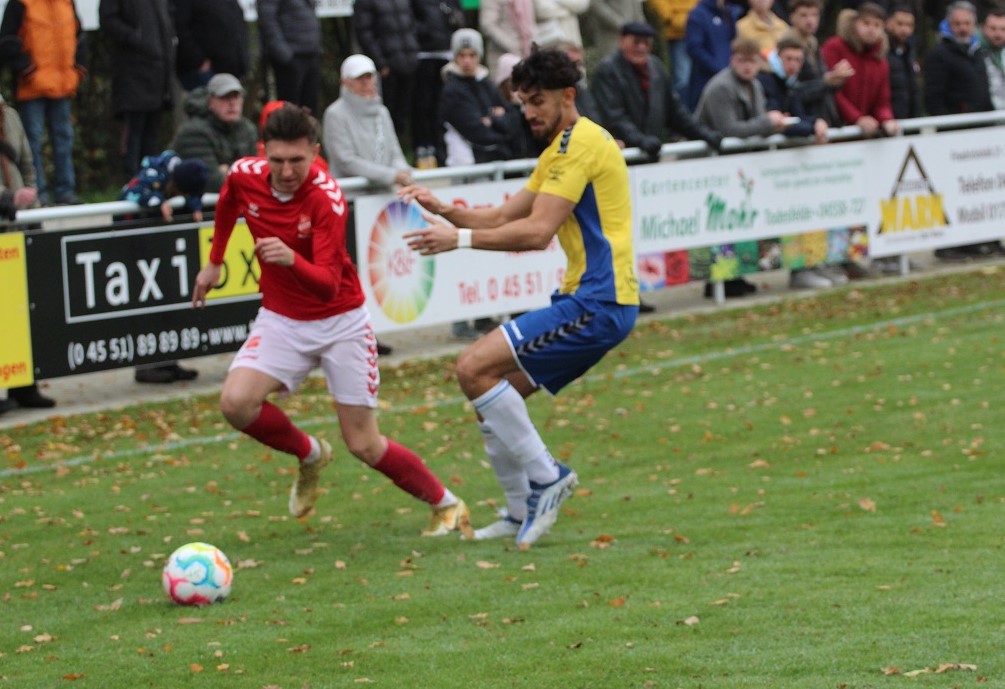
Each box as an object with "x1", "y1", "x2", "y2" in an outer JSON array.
[{"x1": 2, "y1": 0, "x2": 1005, "y2": 414}]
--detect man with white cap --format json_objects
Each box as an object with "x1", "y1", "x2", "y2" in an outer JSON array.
[
  {"x1": 171, "y1": 73, "x2": 258, "y2": 193},
  {"x1": 323, "y1": 55, "x2": 413, "y2": 193}
]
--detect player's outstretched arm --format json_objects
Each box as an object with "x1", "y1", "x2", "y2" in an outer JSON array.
[
  {"x1": 405, "y1": 191, "x2": 571, "y2": 255},
  {"x1": 399, "y1": 184, "x2": 534, "y2": 230}
]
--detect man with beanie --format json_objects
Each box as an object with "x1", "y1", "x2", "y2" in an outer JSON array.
[
  {"x1": 440, "y1": 28, "x2": 521, "y2": 166},
  {"x1": 593, "y1": 21, "x2": 723, "y2": 162}
]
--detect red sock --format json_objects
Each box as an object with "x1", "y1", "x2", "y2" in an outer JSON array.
[
  {"x1": 241, "y1": 401, "x2": 311, "y2": 460},
  {"x1": 373, "y1": 439, "x2": 446, "y2": 505}
]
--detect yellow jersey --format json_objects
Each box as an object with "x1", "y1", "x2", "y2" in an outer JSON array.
[{"x1": 526, "y1": 117, "x2": 639, "y2": 306}]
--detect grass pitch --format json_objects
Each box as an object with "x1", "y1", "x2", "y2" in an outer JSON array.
[{"x1": 3, "y1": 266, "x2": 1005, "y2": 688}]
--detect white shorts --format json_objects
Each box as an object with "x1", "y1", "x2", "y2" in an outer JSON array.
[{"x1": 230, "y1": 306, "x2": 380, "y2": 407}]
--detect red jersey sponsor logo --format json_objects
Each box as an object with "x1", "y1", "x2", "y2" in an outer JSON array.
[{"x1": 297, "y1": 214, "x2": 313, "y2": 238}]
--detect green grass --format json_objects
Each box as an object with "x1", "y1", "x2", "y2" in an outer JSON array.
[{"x1": 4, "y1": 266, "x2": 1005, "y2": 688}]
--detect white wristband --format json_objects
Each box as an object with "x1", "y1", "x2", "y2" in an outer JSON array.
[{"x1": 456, "y1": 228, "x2": 472, "y2": 249}]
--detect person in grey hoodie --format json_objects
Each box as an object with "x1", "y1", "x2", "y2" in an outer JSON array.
[{"x1": 322, "y1": 54, "x2": 413, "y2": 195}]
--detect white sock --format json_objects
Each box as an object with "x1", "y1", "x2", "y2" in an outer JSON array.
[
  {"x1": 434, "y1": 488, "x2": 458, "y2": 509},
  {"x1": 480, "y1": 421, "x2": 530, "y2": 521},
  {"x1": 303, "y1": 436, "x2": 321, "y2": 464},
  {"x1": 472, "y1": 380, "x2": 559, "y2": 485}
]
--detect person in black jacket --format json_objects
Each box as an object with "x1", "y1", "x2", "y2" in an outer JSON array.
[
  {"x1": 924, "y1": 0, "x2": 992, "y2": 115},
  {"x1": 412, "y1": 0, "x2": 465, "y2": 166},
  {"x1": 354, "y1": 0, "x2": 421, "y2": 144},
  {"x1": 173, "y1": 0, "x2": 249, "y2": 90},
  {"x1": 99, "y1": 0, "x2": 175, "y2": 178},
  {"x1": 886, "y1": 4, "x2": 923, "y2": 119},
  {"x1": 256, "y1": 0, "x2": 322, "y2": 114},
  {"x1": 591, "y1": 21, "x2": 724, "y2": 160},
  {"x1": 439, "y1": 28, "x2": 521, "y2": 166},
  {"x1": 759, "y1": 36, "x2": 829, "y2": 142},
  {"x1": 927, "y1": 0, "x2": 996, "y2": 260}
]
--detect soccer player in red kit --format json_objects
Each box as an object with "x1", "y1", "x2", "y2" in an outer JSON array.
[{"x1": 192, "y1": 104, "x2": 472, "y2": 537}]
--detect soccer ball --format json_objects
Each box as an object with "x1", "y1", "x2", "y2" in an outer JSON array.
[{"x1": 162, "y1": 542, "x2": 233, "y2": 606}]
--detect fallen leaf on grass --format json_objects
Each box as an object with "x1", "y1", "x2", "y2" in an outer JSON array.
[
  {"x1": 935, "y1": 663, "x2": 977, "y2": 673},
  {"x1": 858, "y1": 497, "x2": 877, "y2": 512},
  {"x1": 681, "y1": 616, "x2": 700, "y2": 626},
  {"x1": 62, "y1": 673, "x2": 85, "y2": 680},
  {"x1": 591, "y1": 534, "x2": 616, "y2": 548},
  {"x1": 609, "y1": 598, "x2": 625, "y2": 608},
  {"x1": 189, "y1": 664, "x2": 203, "y2": 673},
  {"x1": 475, "y1": 561, "x2": 500, "y2": 569},
  {"x1": 931, "y1": 510, "x2": 946, "y2": 527},
  {"x1": 176, "y1": 618, "x2": 202, "y2": 625},
  {"x1": 95, "y1": 598, "x2": 123, "y2": 611}
]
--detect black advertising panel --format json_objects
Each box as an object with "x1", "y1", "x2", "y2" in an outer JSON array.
[{"x1": 24, "y1": 221, "x2": 262, "y2": 379}]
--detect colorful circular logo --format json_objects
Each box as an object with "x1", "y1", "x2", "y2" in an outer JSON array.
[{"x1": 367, "y1": 200, "x2": 435, "y2": 324}]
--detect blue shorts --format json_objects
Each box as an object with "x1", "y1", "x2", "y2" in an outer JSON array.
[{"x1": 501, "y1": 293, "x2": 638, "y2": 394}]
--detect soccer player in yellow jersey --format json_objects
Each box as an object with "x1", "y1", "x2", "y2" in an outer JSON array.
[{"x1": 401, "y1": 47, "x2": 640, "y2": 548}]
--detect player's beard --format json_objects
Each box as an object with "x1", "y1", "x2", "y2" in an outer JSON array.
[{"x1": 530, "y1": 110, "x2": 563, "y2": 143}]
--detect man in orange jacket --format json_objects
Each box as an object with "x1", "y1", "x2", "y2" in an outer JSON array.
[{"x1": 0, "y1": 0, "x2": 87, "y2": 206}]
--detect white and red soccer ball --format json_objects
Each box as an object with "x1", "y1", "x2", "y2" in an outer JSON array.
[{"x1": 162, "y1": 542, "x2": 232, "y2": 606}]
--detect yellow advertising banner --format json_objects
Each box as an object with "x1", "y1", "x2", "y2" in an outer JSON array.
[
  {"x1": 198, "y1": 222, "x2": 261, "y2": 301},
  {"x1": 0, "y1": 232, "x2": 34, "y2": 387}
]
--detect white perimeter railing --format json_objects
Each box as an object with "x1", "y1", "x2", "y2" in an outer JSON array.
[{"x1": 14, "y1": 110, "x2": 1005, "y2": 229}]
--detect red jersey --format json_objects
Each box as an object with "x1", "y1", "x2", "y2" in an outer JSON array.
[{"x1": 210, "y1": 158, "x2": 365, "y2": 320}]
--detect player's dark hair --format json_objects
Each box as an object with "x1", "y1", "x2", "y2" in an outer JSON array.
[
  {"x1": 511, "y1": 47, "x2": 581, "y2": 92},
  {"x1": 888, "y1": 3, "x2": 915, "y2": 17},
  {"x1": 262, "y1": 103, "x2": 319, "y2": 144}
]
